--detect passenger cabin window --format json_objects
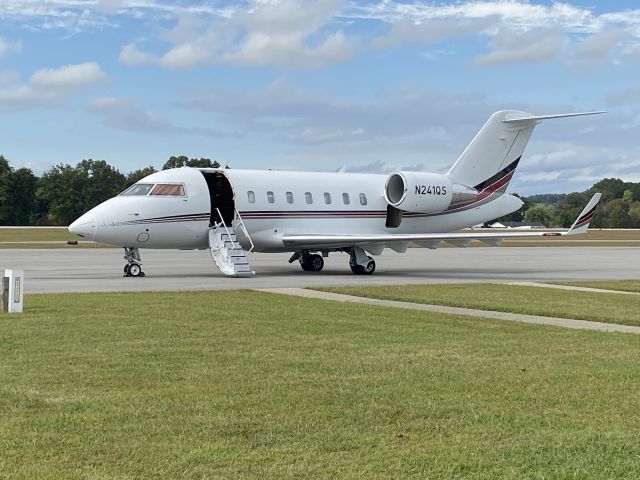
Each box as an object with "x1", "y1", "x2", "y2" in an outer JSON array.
[
  {"x1": 359, "y1": 193, "x2": 368, "y2": 205},
  {"x1": 267, "y1": 191, "x2": 275, "y2": 204},
  {"x1": 305, "y1": 192, "x2": 313, "y2": 204},
  {"x1": 342, "y1": 193, "x2": 350, "y2": 205},
  {"x1": 120, "y1": 183, "x2": 153, "y2": 196},
  {"x1": 324, "y1": 192, "x2": 332, "y2": 204},
  {"x1": 247, "y1": 191, "x2": 256, "y2": 203},
  {"x1": 286, "y1": 192, "x2": 294, "y2": 204},
  {"x1": 149, "y1": 184, "x2": 186, "y2": 196}
]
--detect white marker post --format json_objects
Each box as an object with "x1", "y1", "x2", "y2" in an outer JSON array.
[{"x1": 2, "y1": 269, "x2": 24, "y2": 313}]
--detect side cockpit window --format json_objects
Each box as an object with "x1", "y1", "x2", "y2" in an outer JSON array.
[
  {"x1": 149, "y1": 184, "x2": 186, "y2": 196},
  {"x1": 120, "y1": 183, "x2": 154, "y2": 196}
]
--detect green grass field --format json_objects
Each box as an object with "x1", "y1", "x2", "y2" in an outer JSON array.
[
  {"x1": 0, "y1": 227, "x2": 76, "y2": 242},
  {"x1": 2, "y1": 290, "x2": 640, "y2": 478},
  {"x1": 317, "y1": 284, "x2": 640, "y2": 326},
  {"x1": 0, "y1": 228, "x2": 107, "y2": 248},
  {"x1": 555, "y1": 280, "x2": 640, "y2": 294}
]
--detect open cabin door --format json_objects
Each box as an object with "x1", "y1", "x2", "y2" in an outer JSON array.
[{"x1": 201, "y1": 171, "x2": 235, "y2": 227}]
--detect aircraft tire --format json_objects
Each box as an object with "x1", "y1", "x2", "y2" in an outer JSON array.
[
  {"x1": 362, "y1": 257, "x2": 376, "y2": 275},
  {"x1": 310, "y1": 254, "x2": 324, "y2": 272},
  {"x1": 128, "y1": 263, "x2": 143, "y2": 277},
  {"x1": 350, "y1": 256, "x2": 375, "y2": 275},
  {"x1": 300, "y1": 254, "x2": 324, "y2": 272}
]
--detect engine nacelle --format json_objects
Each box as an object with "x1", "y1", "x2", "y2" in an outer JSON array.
[{"x1": 384, "y1": 172, "x2": 454, "y2": 214}]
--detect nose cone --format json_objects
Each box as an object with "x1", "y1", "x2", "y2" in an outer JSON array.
[{"x1": 68, "y1": 211, "x2": 97, "y2": 238}]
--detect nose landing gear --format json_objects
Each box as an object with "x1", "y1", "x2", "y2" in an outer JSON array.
[{"x1": 123, "y1": 247, "x2": 145, "y2": 277}]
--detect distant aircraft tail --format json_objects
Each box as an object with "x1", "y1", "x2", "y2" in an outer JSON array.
[{"x1": 447, "y1": 110, "x2": 604, "y2": 194}]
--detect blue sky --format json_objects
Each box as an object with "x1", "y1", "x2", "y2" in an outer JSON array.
[{"x1": 1, "y1": 0, "x2": 640, "y2": 194}]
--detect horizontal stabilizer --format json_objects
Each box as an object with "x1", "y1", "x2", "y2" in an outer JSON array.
[{"x1": 503, "y1": 111, "x2": 605, "y2": 123}]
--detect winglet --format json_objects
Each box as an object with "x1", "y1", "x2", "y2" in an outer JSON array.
[{"x1": 566, "y1": 193, "x2": 602, "y2": 235}]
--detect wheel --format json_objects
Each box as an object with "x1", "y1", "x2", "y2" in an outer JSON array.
[
  {"x1": 350, "y1": 256, "x2": 375, "y2": 275},
  {"x1": 128, "y1": 263, "x2": 142, "y2": 277},
  {"x1": 310, "y1": 254, "x2": 324, "y2": 272},
  {"x1": 362, "y1": 257, "x2": 376, "y2": 275},
  {"x1": 124, "y1": 264, "x2": 130, "y2": 276},
  {"x1": 300, "y1": 256, "x2": 313, "y2": 271},
  {"x1": 300, "y1": 254, "x2": 324, "y2": 272}
]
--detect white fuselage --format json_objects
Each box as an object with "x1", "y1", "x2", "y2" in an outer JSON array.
[{"x1": 69, "y1": 166, "x2": 522, "y2": 252}]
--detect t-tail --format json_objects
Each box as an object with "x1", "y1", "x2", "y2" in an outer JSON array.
[{"x1": 447, "y1": 111, "x2": 605, "y2": 195}]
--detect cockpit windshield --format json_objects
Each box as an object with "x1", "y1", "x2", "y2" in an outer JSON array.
[
  {"x1": 120, "y1": 183, "x2": 186, "y2": 197},
  {"x1": 120, "y1": 183, "x2": 154, "y2": 196}
]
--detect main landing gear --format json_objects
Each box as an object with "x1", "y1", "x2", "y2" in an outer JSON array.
[
  {"x1": 289, "y1": 251, "x2": 325, "y2": 272},
  {"x1": 289, "y1": 247, "x2": 376, "y2": 275},
  {"x1": 123, "y1": 247, "x2": 145, "y2": 277},
  {"x1": 349, "y1": 247, "x2": 376, "y2": 275}
]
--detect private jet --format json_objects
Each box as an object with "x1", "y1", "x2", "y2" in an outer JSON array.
[{"x1": 68, "y1": 110, "x2": 603, "y2": 277}]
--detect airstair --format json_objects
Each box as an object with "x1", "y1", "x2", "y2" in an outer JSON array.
[{"x1": 209, "y1": 209, "x2": 255, "y2": 277}]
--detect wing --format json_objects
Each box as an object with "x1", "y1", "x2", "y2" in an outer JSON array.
[{"x1": 281, "y1": 193, "x2": 602, "y2": 251}]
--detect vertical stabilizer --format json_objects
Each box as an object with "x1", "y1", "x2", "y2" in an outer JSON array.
[
  {"x1": 447, "y1": 110, "x2": 604, "y2": 193},
  {"x1": 447, "y1": 110, "x2": 536, "y2": 192}
]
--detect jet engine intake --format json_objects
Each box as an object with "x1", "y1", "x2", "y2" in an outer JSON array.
[{"x1": 384, "y1": 172, "x2": 453, "y2": 214}]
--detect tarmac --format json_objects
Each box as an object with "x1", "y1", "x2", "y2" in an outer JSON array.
[{"x1": 0, "y1": 246, "x2": 637, "y2": 293}]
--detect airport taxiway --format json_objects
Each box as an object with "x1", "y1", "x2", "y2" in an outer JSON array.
[{"x1": 1, "y1": 246, "x2": 637, "y2": 293}]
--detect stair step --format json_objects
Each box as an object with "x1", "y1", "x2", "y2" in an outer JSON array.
[
  {"x1": 209, "y1": 226, "x2": 254, "y2": 277},
  {"x1": 229, "y1": 256, "x2": 248, "y2": 264},
  {"x1": 234, "y1": 264, "x2": 253, "y2": 273}
]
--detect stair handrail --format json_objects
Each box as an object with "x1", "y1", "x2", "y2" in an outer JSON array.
[
  {"x1": 214, "y1": 208, "x2": 239, "y2": 261},
  {"x1": 234, "y1": 208, "x2": 255, "y2": 254}
]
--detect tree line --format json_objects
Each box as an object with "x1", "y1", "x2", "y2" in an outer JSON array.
[
  {"x1": 0, "y1": 155, "x2": 218, "y2": 226},
  {"x1": 498, "y1": 178, "x2": 640, "y2": 228},
  {"x1": 1, "y1": 154, "x2": 638, "y2": 227}
]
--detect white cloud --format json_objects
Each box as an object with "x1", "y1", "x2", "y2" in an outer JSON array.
[
  {"x1": 349, "y1": 1, "x2": 600, "y2": 33},
  {"x1": 0, "y1": 71, "x2": 19, "y2": 86},
  {"x1": 0, "y1": 37, "x2": 22, "y2": 57},
  {"x1": 185, "y1": 80, "x2": 490, "y2": 148},
  {"x1": 568, "y1": 29, "x2": 628, "y2": 71},
  {"x1": 87, "y1": 96, "x2": 237, "y2": 137},
  {"x1": 6, "y1": 1, "x2": 640, "y2": 69},
  {"x1": 474, "y1": 28, "x2": 567, "y2": 66},
  {"x1": 29, "y1": 62, "x2": 107, "y2": 89},
  {"x1": 359, "y1": 1, "x2": 640, "y2": 68},
  {"x1": 119, "y1": 43, "x2": 160, "y2": 66},
  {"x1": 373, "y1": 16, "x2": 497, "y2": 49},
  {"x1": 607, "y1": 86, "x2": 640, "y2": 106},
  {"x1": 119, "y1": 0, "x2": 357, "y2": 69},
  {"x1": 0, "y1": 62, "x2": 107, "y2": 111},
  {"x1": 95, "y1": 0, "x2": 124, "y2": 14}
]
